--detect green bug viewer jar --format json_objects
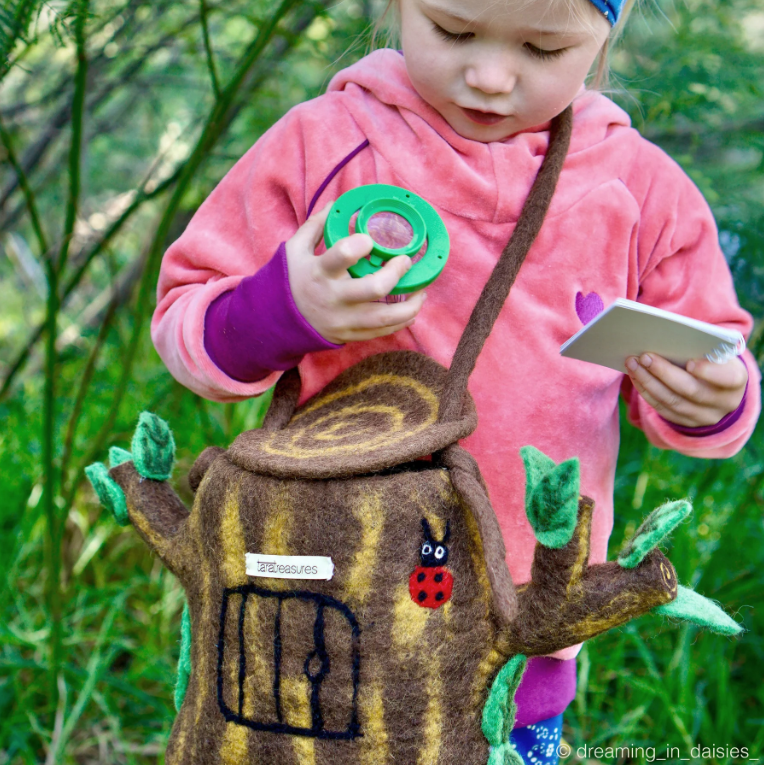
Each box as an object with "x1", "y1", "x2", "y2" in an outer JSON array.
[{"x1": 323, "y1": 184, "x2": 450, "y2": 295}]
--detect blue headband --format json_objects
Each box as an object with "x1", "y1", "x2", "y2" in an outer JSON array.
[{"x1": 587, "y1": 0, "x2": 624, "y2": 25}]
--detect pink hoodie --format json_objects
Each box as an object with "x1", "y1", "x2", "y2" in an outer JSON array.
[{"x1": 153, "y1": 50, "x2": 760, "y2": 663}]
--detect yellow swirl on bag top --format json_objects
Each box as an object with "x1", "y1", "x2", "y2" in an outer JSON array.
[{"x1": 259, "y1": 374, "x2": 439, "y2": 459}]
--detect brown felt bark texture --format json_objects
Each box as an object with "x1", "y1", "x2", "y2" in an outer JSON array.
[
  {"x1": 109, "y1": 462, "x2": 190, "y2": 578},
  {"x1": 189, "y1": 446, "x2": 227, "y2": 492},
  {"x1": 228, "y1": 350, "x2": 479, "y2": 480},
  {"x1": 262, "y1": 367, "x2": 302, "y2": 431},
  {"x1": 440, "y1": 443, "x2": 517, "y2": 627},
  {"x1": 108, "y1": 455, "x2": 507, "y2": 764},
  {"x1": 502, "y1": 497, "x2": 679, "y2": 656}
]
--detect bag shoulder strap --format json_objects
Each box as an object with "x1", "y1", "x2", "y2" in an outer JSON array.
[{"x1": 437, "y1": 105, "x2": 573, "y2": 423}]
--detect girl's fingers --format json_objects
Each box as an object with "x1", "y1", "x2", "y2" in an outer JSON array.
[
  {"x1": 626, "y1": 358, "x2": 691, "y2": 415},
  {"x1": 319, "y1": 233, "x2": 375, "y2": 278},
  {"x1": 350, "y1": 290, "x2": 427, "y2": 330},
  {"x1": 686, "y1": 356, "x2": 749, "y2": 389},
  {"x1": 340, "y1": 255, "x2": 413, "y2": 302},
  {"x1": 322, "y1": 291, "x2": 426, "y2": 342},
  {"x1": 626, "y1": 354, "x2": 739, "y2": 426},
  {"x1": 626, "y1": 354, "x2": 706, "y2": 404},
  {"x1": 627, "y1": 372, "x2": 716, "y2": 427}
]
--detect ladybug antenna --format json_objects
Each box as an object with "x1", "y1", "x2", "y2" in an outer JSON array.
[
  {"x1": 443, "y1": 521, "x2": 451, "y2": 544},
  {"x1": 421, "y1": 517, "x2": 433, "y2": 540}
]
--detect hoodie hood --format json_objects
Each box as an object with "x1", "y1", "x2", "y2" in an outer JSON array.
[{"x1": 326, "y1": 49, "x2": 633, "y2": 223}]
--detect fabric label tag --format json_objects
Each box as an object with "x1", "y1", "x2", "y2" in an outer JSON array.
[{"x1": 245, "y1": 553, "x2": 334, "y2": 581}]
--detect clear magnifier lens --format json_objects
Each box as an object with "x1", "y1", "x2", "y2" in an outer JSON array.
[
  {"x1": 325, "y1": 184, "x2": 449, "y2": 295},
  {"x1": 362, "y1": 212, "x2": 428, "y2": 264},
  {"x1": 367, "y1": 211, "x2": 414, "y2": 249},
  {"x1": 350, "y1": 211, "x2": 418, "y2": 267}
]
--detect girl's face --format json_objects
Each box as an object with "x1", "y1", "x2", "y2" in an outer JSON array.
[{"x1": 397, "y1": 0, "x2": 611, "y2": 142}]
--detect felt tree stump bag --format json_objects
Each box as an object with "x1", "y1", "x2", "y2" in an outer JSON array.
[{"x1": 88, "y1": 107, "x2": 742, "y2": 765}]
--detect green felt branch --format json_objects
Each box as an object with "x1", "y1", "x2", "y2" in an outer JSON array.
[
  {"x1": 482, "y1": 654, "x2": 527, "y2": 764},
  {"x1": 175, "y1": 600, "x2": 192, "y2": 711},
  {"x1": 520, "y1": 446, "x2": 579, "y2": 549},
  {"x1": 618, "y1": 499, "x2": 692, "y2": 569},
  {"x1": 654, "y1": 585, "x2": 743, "y2": 636},
  {"x1": 131, "y1": 412, "x2": 175, "y2": 481},
  {"x1": 108, "y1": 446, "x2": 132, "y2": 467},
  {"x1": 487, "y1": 742, "x2": 525, "y2": 765},
  {"x1": 84, "y1": 462, "x2": 129, "y2": 526}
]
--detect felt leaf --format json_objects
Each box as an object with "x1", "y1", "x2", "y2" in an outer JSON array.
[
  {"x1": 108, "y1": 446, "x2": 132, "y2": 468},
  {"x1": 618, "y1": 499, "x2": 692, "y2": 569},
  {"x1": 132, "y1": 411, "x2": 175, "y2": 481},
  {"x1": 654, "y1": 585, "x2": 743, "y2": 636},
  {"x1": 482, "y1": 654, "x2": 527, "y2": 746},
  {"x1": 84, "y1": 462, "x2": 129, "y2": 526},
  {"x1": 520, "y1": 446, "x2": 579, "y2": 549},
  {"x1": 520, "y1": 445, "x2": 556, "y2": 505},
  {"x1": 174, "y1": 601, "x2": 192, "y2": 711}
]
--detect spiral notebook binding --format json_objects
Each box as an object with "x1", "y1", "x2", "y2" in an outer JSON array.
[{"x1": 706, "y1": 336, "x2": 746, "y2": 365}]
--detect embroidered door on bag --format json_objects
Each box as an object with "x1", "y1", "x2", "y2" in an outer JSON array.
[{"x1": 217, "y1": 586, "x2": 361, "y2": 739}]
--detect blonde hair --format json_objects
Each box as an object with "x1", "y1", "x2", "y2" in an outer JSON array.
[
  {"x1": 370, "y1": 0, "x2": 639, "y2": 91},
  {"x1": 592, "y1": 0, "x2": 638, "y2": 89}
]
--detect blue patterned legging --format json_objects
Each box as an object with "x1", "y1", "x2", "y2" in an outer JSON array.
[{"x1": 509, "y1": 714, "x2": 564, "y2": 765}]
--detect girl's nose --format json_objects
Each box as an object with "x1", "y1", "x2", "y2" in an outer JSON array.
[{"x1": 464, "y1": 56, "x2": 517, "y2": 97}]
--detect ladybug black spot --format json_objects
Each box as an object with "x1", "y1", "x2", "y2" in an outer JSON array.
[
  {"x1": 435, "y1": 592, "x2": 444, "y2": 601},
  {"x1": 434, "y1": 572, "x2": 443, "y2": 583},
  {"x1": 418, "y1": 590, "x2": 427, "y2": 603},
  {"x1": 417, "y1": 572, "x2": 426, "y2": 583}
]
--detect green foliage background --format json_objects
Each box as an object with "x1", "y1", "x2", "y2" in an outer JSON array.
[{"x1": 0, "y1": 0, "x2": 762, "y2": 762}]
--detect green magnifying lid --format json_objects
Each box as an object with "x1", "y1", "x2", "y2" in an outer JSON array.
[{"x1": 323, "y1": 184, "x2": 450, "y2": 295}]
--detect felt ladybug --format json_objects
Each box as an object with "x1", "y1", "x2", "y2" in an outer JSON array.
[{"x1": 409, "y1": 519, "x2": 453, "y2": 609}]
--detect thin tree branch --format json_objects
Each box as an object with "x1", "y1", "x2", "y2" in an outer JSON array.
[
  {"x1": 0, "y1": 166, "x2": 181, "y2": 400},
  {"x1": 0, "y1": 9, "x2": 203, "y2": 220},
  {"x1": 0, "y1": 0, "x2": 325, "y2": 402},
  {"x1": 60, "y1": 281, "x2": 121, "y2": 482},
  {"x1": 43, "y1": 0, "x2": 88, "y2": 720},
  {"x1": 0, "y1": 112, "x2": 49, "y2": 255},
  {"x1": 0, "y1": 77, "x2": 150, "y2": 235},
  {"x1": 200, "y1": 0, "x2": 220, "y2": 98},
  {"x1": 0, "y1": 0, "x2": 143, "y2": 119}
]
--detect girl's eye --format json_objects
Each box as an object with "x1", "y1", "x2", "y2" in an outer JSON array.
[
  {"x1": 524, "y1": 43, "x2": 567, "y2": 61},
  {"x1": 432, "y1": 22, "x2": 474, "y2": 43}
]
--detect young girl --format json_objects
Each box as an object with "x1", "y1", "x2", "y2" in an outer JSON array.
[{"x1": 152, "y1": 0, "x2": 760, "y2": 760}]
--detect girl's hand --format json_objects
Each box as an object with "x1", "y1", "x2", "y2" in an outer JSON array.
[
  {"x1": 285, "y1": 201, "x2": 427, "y2": 344},
  {"x1": 625, "y1": 353, "x2": 748, "y2": 428}
]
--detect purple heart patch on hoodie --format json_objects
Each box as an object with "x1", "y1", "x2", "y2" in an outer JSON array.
[{"x1": 575, "y1": 291, "x2": 604, "y2": 325}]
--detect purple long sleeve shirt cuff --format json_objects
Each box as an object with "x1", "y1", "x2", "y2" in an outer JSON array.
[
  {"x1": 513, "y1": 657, "x2": 577, "y2": 729},
  {"x1": 661, "y1": 356, "x2": 749, "y2": 438},
  {"x1": 204, "y1": 241, "x2": 343, "y2": 383}
]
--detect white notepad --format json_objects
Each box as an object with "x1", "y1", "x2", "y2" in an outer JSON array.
[{"x1": 560, "y1": 298, "x2": 746, "y2": 373}]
